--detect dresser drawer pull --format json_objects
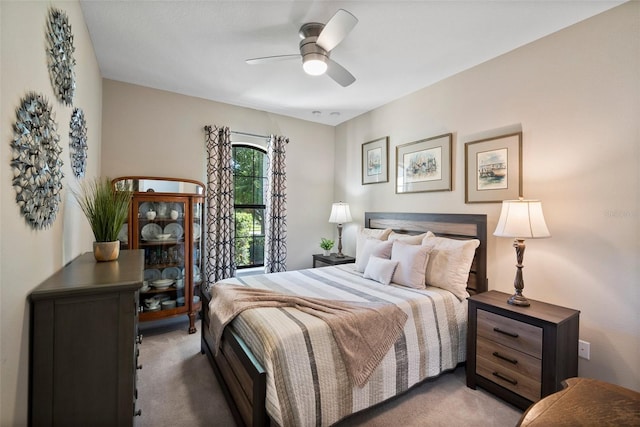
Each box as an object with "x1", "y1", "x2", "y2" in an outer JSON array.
[
  {"x1": 493, "y1": 327, "x2": 519, "y2": 338},
  {"x1": 492, "y1": 351, "x2": 518, "y2": 365},
  {"x1": 492, "y1": 371, "x2": 518, "y2": 385}
]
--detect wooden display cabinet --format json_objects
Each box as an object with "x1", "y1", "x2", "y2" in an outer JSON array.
[{"x1": 115, "y1": 176, "x2": 204, "y2": 333}]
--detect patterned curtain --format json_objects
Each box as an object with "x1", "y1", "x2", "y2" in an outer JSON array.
[
  {"x1": 264, "y1": 135, "x2": 288, "y2": 273},
  {"x1": 204, "y1": 125, "x2": 235, "y2": 288}
]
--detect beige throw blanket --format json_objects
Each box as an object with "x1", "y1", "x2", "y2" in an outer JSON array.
[{"x1": 209, "y1": 283, "x2": 408, "y2": 387}]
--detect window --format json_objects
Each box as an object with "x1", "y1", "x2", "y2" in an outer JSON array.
[{"x1": 232, "y1": 145, "x2": 267, "y2": 268}]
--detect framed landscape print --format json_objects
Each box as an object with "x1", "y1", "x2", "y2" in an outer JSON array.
[
  {"x1": 362, "y1": 136, "x2": 389, "y2": 185},
  {"x1": 465, "y1": 132, "x2": 522, "y2": 203},
  {"x1": 396, "y1": 133, "x2": 452, "y2": 194}
]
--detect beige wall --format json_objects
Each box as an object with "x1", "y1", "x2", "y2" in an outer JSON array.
[
  {"x1": 1, "y1": 1, "x2": 103, "y2": 424},
  {"x1": 1, "y1": 1, "x2": 638, "y2": 425},
  {"x1": 100, "y1": 79, "x2": 337, "y2": 271},
  {"x1": 336, "y1": 2, "x2": 639, "y2": 391}
]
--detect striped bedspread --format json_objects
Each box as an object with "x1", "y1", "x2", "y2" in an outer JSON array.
[{"x1": 210, "y1": 264, "x2": 467, "y2": 427}]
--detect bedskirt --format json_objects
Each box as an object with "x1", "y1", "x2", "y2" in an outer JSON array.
[{"x1": 209, "y1": 265, "x2": 467, "y2": 426}]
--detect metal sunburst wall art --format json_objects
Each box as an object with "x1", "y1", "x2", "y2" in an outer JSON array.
[
  {"x1": 46, "y1": 7, "x2": 76, "y2": 106},
  {"x1": 11, "y1": 92, "x2": 65, "y2": 230},
  {"x1": 69, "y1": 107, "x2": 88, "y2": 178}
]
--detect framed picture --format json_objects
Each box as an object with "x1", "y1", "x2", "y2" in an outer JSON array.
[
  {"x1": 465, "y1": 132, "x2": 522, "y2": 203},
  {"x1": 361, "y1": 136, "x2": 389, "y2": 185},
  {"x1": 396, "y1": 133, "x2": 452, "y2": 193}
]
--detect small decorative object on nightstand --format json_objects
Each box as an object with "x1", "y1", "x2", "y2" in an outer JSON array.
[
  {"x1": 313, "y1": 253, "x2": 355, "y2": 268},
  {"x1": 328, "y1": 202, "x2": 352, "y2": 257},
  {"x1": 320, "y1": 237, "x2": 335, "y2": 256},
  {"x1": 466, "y1": 290, "x2": 580, "y2": 410},
  {"x1": 494, "y1": 198, "x2": 551, "y2": 306}
]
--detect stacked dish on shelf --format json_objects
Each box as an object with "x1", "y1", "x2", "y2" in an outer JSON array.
[
  {"x1": 151, "y1": 278, "x2": 173, "y2": 289},
  {"x1": 164, "y1": 222, "x2": 183, "y2": 239},
  {"x1": 140, "y1": 222, "x2": 184, "y2": 241},
  {"x1": 143, "y1": 294, "x2": 178, "y2": 311},
  {"x1": 141, "y1": 223, "x2": 162, "y2": 241}
]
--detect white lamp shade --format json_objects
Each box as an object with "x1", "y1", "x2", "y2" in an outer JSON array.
[
  {"x1": 494, "y1": 199, "x2": 551, "y2": 239},
  {"x1": 329, "y1": 202, "x2": 352, "y2": 224}
]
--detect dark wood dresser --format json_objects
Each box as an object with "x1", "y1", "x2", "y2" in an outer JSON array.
[
  {"x1": 29, "y1": 250, "x2": 144, "y2": 426},
  {"x1": 466, "y1": 290, "x2": 580, "y2": 410}
]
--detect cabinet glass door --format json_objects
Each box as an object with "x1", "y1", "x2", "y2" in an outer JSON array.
[
  {"x1": 191, "y1": 197, "x2": 204, "y2": 316},
  {"x1": 138, "y1": 199, "x2": 188, "y2": 316},
  {"x1": 117, "y1": 219, "x2": 129, "y2": 250},
  {"x1": 113, "y1": 176, "x2": 205, "y2": 333}
]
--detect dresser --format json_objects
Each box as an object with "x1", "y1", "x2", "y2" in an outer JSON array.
[
  {"x1": 466, "y1": 290, "x2": 580, "y2": 410},
  {"x1": 29, "y1": 250, "x2": 144, "y2": 426}
]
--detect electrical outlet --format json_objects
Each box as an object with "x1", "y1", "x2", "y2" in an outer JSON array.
[{"x1": 578, "y1": 340, "x2": 591, "y2": 360}]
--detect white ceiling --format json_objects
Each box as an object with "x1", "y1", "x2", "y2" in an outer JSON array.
[{"x1": 80, "y1": 1, "x2": 624, "y2": 126}]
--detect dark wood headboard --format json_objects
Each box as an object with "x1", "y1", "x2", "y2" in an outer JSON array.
[{"x1": 364, "y1": 212, "x2": 488, "y2": 295}]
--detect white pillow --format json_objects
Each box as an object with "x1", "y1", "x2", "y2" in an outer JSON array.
[
  {"x1": 356, "y1": 227, "x2": 392, "y2": 260},
  {"x1": 363, "y1": 256, "x2": 399, "y2": 286},
  {"x1": 355, "y1": 239, "x2": 393, "y2": 272},
  {"x1": 421, "y1": 231, "x2": 480, "y2": 301},
  {"x1": 388, "y1": 231, "x2": 428, "y2": 245},
  {"x1": 390, "y1": 241, "x2": 430, "y2": 289}
]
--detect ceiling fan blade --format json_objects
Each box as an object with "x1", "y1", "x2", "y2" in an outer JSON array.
[
  {"x1": 326, "y1": 58, "x2": 355, "y2": 87},
  {"x1": 246, "y1": 54, "x2": 300, "y2": 65},
  {"x1": 316, "y1": 9, "x2": 358, "y2": 52}
]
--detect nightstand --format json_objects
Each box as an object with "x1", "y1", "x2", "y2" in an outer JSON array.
[
  {"x1": 466, "y1": 290, "x2": 580, "y2": 410},
  {"x1": 312, "y1": 253, "x2": 355, "y2": 268}
]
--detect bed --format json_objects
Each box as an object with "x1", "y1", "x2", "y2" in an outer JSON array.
[{"x1": 201, "y1": 212, "x2": 487, "y2": 426}]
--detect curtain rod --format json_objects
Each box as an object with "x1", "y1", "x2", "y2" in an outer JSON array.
[
  {"x1": 231, "y1": 130, "x2": 270, "y2": 139},
  {"x1": 204, "y1": 126, "x2": 287, "y2": 142}
]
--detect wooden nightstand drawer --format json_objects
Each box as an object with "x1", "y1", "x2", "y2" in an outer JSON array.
[
  {"x1": 477, "y1": 309, "x2": 542, "y2": 358},
  {"x1": 476, "y1": 354, "x2": 541, "y2": 402},
  {"x1": 477, "y1": 338, "x2": 542, "y2": 381}
]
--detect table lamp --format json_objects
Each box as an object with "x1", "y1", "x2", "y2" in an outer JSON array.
[
  {"x1": 494, "y1": 198, "x2": 551, "y2": 306},
  {"x1": 328, "y1": 202, "x2": 352, "y2": 257}
]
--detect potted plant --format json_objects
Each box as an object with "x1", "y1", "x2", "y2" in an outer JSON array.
[
  {"x1": 73, "y1": 177, "x2": 132, "y2": 261},
  {"x1": 320, "y1": 237, "x2": 334, "y2": 256}
]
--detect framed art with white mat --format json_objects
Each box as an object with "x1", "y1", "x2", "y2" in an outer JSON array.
[
  {"x1": 396, "y1": 133, "x2": 452, "y2": 194},
  {"x1": 362, "y1": 136, "x2": 389, "y2": 185},
  {"x1": 465, "y1": 132, "x2": 522, "y2": 203}
]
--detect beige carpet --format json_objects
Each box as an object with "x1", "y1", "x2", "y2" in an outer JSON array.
[{"x1": 135, "y1": 318, "x2": 523, "y2": 427}]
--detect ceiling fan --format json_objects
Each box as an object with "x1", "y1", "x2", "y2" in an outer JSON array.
[{"x1": 246, "y1": 9, "x2": 358, "y2": 87}]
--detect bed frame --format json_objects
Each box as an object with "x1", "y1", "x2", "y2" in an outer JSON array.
[{"x1": 201, "y1": 212, "x2": 487, "y2": 427}]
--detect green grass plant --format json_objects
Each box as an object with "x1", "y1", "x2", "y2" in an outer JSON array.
[{"x1": 73, "y1": 177, "x2": 132, "y2": 242}]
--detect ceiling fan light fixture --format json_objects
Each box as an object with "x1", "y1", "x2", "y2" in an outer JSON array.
[
  {"x1": 302, "y1": 54, "x2": 328, "y2": 76},
  {"x1": 247, "y1": 9, "x2": 357, "y2": 85}
]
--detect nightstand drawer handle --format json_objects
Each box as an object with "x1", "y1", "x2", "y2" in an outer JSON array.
[
  {"x1": 492, "y1": 371, "x2": 518, "y2": 385},
  {"x1": 493, "y1": 327, "x2": 519, "y2": 338},
  {"x1": 492, "y1": 351, "x2": 518, "y2": 364}
]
